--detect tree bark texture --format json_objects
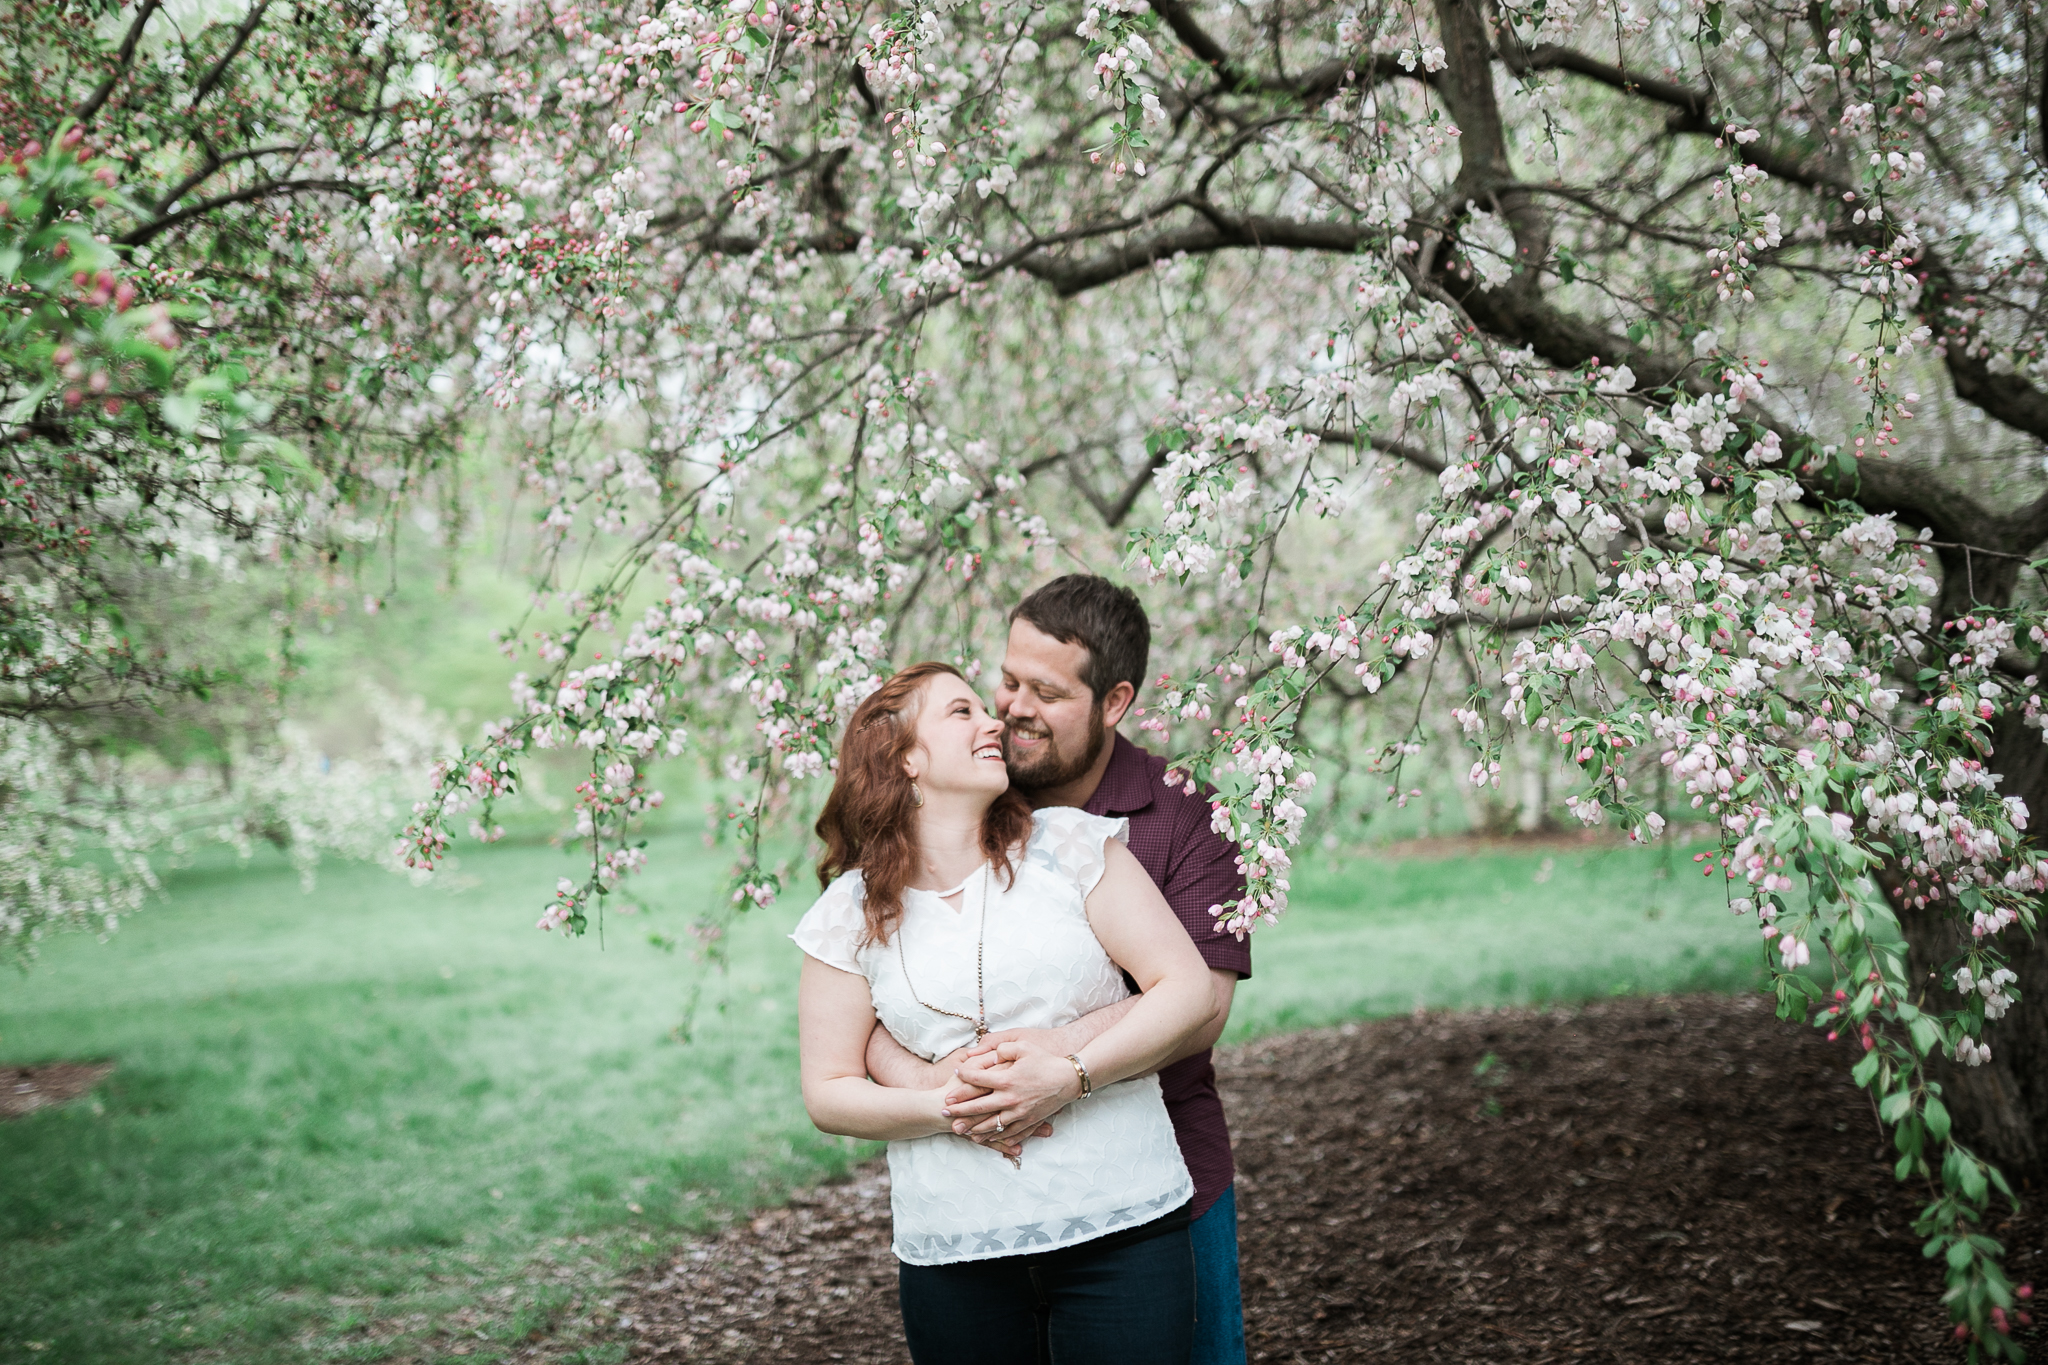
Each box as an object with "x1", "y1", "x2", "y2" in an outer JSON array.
[{"x1": 1896, "y1": 705, "x2": 2048, "y2": 1181}]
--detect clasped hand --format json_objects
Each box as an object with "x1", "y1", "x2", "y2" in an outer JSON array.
[{"x1": 937, "y1": 1029, "x2": 1082, "y2": 1158}]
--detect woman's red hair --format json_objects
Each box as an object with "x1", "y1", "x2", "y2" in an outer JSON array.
[{"x1": 815, "y1": 662, "x2": 1034, "y2": 946}]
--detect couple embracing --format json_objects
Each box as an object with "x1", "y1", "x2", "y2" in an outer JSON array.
[{"x1": 794, "y1": 575, "x2": 1251, "y2": 1365}]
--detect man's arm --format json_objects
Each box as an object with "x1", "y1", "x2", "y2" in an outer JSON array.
[
  {"x1": 963, "y1": 967, "x2": 1235, "y2": 1073},
  {"x1": 863, "y1": 1019, "x2": 966, "y2": 1090}
]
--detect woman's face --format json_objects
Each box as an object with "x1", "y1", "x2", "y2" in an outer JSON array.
[{"x1": 905, "y1": 673, "x2": 1011, "y2": 803}]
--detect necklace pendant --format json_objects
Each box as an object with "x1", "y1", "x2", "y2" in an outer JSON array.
[{"x1": 974, "y1": 1025, "x2": 988, "y2": 1044}]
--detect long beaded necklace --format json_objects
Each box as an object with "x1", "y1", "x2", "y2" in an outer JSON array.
[{"x1": 897, "y1": 863, "x2": 989, "y2": 1044}]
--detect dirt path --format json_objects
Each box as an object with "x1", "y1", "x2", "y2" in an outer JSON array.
[
  {"x1": 606, "y1": 996, "x2": 2043, "y2": 1363},
  {"x1": 0, "y1": 1061, "x2": 112, "y2": 1120}
]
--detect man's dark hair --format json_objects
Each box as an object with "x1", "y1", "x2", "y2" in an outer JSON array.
[{"x1": 1010, "y1": 575, "x2": 1151, "y2": 703}]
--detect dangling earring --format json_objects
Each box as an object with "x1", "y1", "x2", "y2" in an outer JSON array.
[{"x1": 910, "y1": 778, "x2": 924, "y2": 808}]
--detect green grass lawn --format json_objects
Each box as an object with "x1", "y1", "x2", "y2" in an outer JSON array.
[{"x1": 0, "y1": 832, "x2": 1765, "y2": 1364}]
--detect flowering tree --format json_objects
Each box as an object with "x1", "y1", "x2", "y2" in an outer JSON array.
[
  {"x1": 14, "y1": 0, "x2": 2046, "y2": 1351},
  {"x1": 398, "y1": 0, "x2": 2043, "y2": 1348},
  {"x1": 0, "y1": 2, "x2": 467, "y2": 957}
]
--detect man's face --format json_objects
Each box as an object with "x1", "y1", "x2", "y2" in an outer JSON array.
[{"x1": 994, "y1": 619, "x2": 1107, "y2": 794}]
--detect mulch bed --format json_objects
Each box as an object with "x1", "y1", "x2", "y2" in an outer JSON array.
[
  {"x1": 0, "y1": 1061, "x2": 113, "y2": 1120},
  {"x1": 607, "y1": 995, "x2": 2044, "y2": 1363}
]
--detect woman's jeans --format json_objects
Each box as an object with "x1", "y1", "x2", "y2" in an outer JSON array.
[{"x1": 898, "y1": 1223, "x2": 1195, "y2": 1365}]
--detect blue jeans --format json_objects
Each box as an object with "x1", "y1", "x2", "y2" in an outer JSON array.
[
  {"x1": 1190, "y1": 1186, "x2": 1247, "y2": 1365},
  {"x1": 898, "y1": 1221, "x2": 1194, "y2": 1365}
]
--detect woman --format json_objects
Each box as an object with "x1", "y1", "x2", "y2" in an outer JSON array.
[{"x1": 793, "y1": 661, "x2": 1215, "y2": 1365}]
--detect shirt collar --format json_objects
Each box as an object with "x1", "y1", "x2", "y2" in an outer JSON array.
[{"x1": 1083, "y1": 733, "x2": 1156, "y2": 817}]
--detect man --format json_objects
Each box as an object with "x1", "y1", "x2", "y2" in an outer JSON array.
[{"x1": 864, "y1": 574, "x2": 1249, "y2": 1365}]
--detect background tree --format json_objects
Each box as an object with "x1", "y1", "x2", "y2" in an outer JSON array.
[
  {"x1": 11, "y1": 0, "x2": 2046, "y2": 1353},
  {"x1": 1, "y1": 1, "x2": 472, "y2": 957}
]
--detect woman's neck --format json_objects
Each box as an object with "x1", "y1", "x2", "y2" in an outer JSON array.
[{"x1": 908, "y1": 797, "x2": 989, "y2": 891}]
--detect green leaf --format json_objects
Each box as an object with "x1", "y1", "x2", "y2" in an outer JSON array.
[
  {"x1": 1880, "y1": 1089, "x2": 1914, "y2": 1123},
  {"x1": 1144, "y1": 427, "x2": 1187, "y2": 457},
  {"x1": 1851, "y1": 1051, "x2": 1881, "y2": 1086},
  {"x1": 1948, "y1": 1238, "x2": 1977, "y2": 1271},
  {"x1": 162, "y1": 393, "x2": 201, "y2": 433},
  {"x1": 1894, "y1": 1116, "x2": 1922, "y2": 1157},
  {"x1": 1924, "y1": 1095, "x2": 1951, "y2": 1143},
  {"x1": 2, "y1": 377, "x2": 53, "y2": 424},
  {"x1": 1909, "y1": 1015, "x2": 1942, "y2": 1057}
]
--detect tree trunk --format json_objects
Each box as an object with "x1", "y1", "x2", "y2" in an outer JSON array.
[
  {"x1": 1892, "y1": 704, "x2": 2048, "y2": 1182},
  {"x1": 1889, "y1": 554, "x2": 2048, "y2": 1182}
]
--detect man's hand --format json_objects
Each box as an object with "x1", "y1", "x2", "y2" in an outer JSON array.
[{"x1": 942, "y1": 1037, "x2": 1085, "y2": 1140}]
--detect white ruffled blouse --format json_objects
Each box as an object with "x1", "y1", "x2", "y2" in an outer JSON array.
[{"x1": 791, "y1": 806, "x2": 1193, "y2": 1265}]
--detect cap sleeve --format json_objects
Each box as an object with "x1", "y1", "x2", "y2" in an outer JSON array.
[
  {"x1": 1029, "y1": 807, "x2": 1131, "y2": 898},
  {"x1": 789, "y1": 873, "x2": 869, "y2": 976}
]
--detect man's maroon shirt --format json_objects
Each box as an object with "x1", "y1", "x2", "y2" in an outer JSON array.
[{"x1": 1079, "y1": 733, "x2": 1249, "y2": 1219}]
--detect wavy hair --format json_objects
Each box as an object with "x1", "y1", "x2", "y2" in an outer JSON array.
[{"x1": 814, "y1": 661, "x2": 1034, "y2": 946}]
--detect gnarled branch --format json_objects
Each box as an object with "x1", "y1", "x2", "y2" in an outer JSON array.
[{"x1": 73, "y1": 0, "x2": 164, "y2": 125}]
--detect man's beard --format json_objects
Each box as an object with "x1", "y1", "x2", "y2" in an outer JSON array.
[{"x1": 1003, "y1": 706, "x2": 1108, "y2": 794}]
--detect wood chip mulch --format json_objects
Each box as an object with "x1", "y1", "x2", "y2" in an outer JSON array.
[
  {"x1": 607, "y1": 995, "x2": 2044, "y2": 1363},
  {"x1": 0, "y1": 1061, "x2": 113, "y2": 1120}
]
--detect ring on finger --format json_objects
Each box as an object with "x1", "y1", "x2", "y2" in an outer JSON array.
[{"x1": 994, "y1": 1117, "x2": 1005, "y2": 1133}]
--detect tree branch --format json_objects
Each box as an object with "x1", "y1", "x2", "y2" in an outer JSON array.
[
  {"x1": 186, "y1": 0, "x2": 272, "y2": 116},
  {"x1": 1312, "y1": 428, "x2": 1446, "y2": 476},
  {"x1": 118, "y1": 178, "x2": 364, "y2": 246},
  {"x1": 152, "y1": 143, "x2": 305, "y2": 217},
  {"x1": 1151, "y1": 0, "x2": 1252, "y2": 89},
  {"x1": 1915, "y1": 253, "x2": 2048, "y2": 448},
  {"x1": 1067, "y1": 448, "x2": 1168, "y2": 527},
  {"x1": 1504, "y1": 42, "x2": 1831, "y2": 188},
  {"x1": 1015, "y1": 211, "x2": 1373, "y2": 295},
  {"x1": 73, "y1": 0, "x2": 164, "y2": 125},
  {"x1": 1152, "y1": 0, "x2": 1428, "y2": 99}
]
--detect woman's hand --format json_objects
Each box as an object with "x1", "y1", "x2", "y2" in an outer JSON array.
[{"x1": 943, "y1": 1037, "x2": 1083, "y2": 1142}]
